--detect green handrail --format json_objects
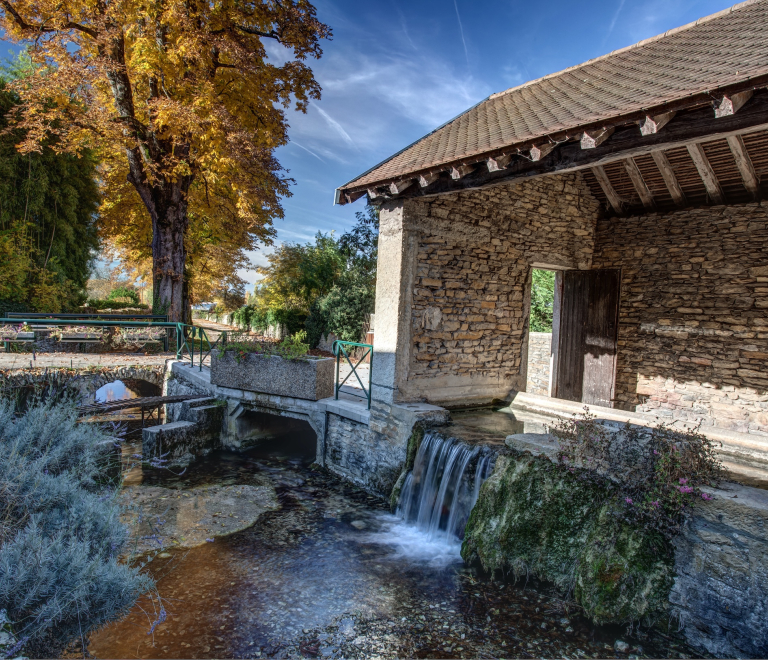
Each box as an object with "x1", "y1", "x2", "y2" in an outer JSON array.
[
  {"x1": 0, "y1": 317, "x2": 211, "y2": 368},
  {"x1": 332, "y1": 340, "x2": 373, "y2": 409}
]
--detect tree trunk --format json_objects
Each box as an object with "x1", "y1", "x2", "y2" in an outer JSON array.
[{"x1": 151, "y1": 189, "x2": 189, "y2": 322}]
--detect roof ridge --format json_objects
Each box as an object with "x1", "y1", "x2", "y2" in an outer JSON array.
[{"x1": 488, "y1": 0, "x2": 763, "y2": 101}]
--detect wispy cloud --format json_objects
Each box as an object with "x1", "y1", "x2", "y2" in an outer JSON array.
[{"x1": 453, "y1": 0, "x2": 469, "y2": 66}]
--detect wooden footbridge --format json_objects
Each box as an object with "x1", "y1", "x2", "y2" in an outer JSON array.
[{"x1": 77, "y1": 393, "x2": 209, "y2": 426}]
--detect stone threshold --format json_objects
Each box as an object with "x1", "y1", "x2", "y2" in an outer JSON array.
[{"x1": 508, "y1": 391, "x2": 768, "y2": 486}]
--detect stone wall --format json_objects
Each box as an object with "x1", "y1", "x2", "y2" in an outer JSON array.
[
  {"x1": 393, "y1": 172, "x2": 600, "y2": 404},
  {"x1": 592, "y1": 203, "x2": 768, "y2": 434},
  {"x1": 525, "y1": 332, "x2": 552, "y2": 396}
]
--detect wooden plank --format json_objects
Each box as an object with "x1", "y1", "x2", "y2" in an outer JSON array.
[
  {"x1": 687, "y1": 143, "x2": 726, "y2": 204},
  {"x1": 651, "y1": 150, "x2": 687, "y2": 206},
  {"x1": 623, "y1": 157, "x2": 655, "y2": 210},
  {"x1": 726, "y1": 134, "x2": 760, "y2": 199},
  {"x1": 591, "y1": 165, "x2": 623, "y2": 213},
  {"x1": 582, "y1": 269, "x2": 621, "y2": 408},
  {"x1": 549, "y1": 270, "x2": 564, "y2": 398},
  {"x1": 554, "y1": 271, "x2": 588, "y2": 403}
]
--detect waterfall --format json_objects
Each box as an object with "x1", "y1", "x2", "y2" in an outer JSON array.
[{"x1": 396, "y1": 434, "x2": 495, "y2": 541}]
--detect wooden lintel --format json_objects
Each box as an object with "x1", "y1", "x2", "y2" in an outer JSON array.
[
  {"x1": 418, "y1": 172, "x2": 439, "y2": 188},
  {"x1": 651, "y1": 150, "x2": 686, "y2": 207},
  {"x1": 487, "y1": 154, "x2": 512, "y2": 172},
  {"x1": 591, "y1": 165, "x2": 623, "y2": 213},
  {"x1": 581, "y1": 126, "x2": 615, "y2": 149},
  {"x1": 687, "y1": 143, "x2": 725, "y2": 205},
  {"x1": 715, "y1": 90, "x2": 754, "y2": 118},
  {"x1": 450, "y1": 164, "x2": 473, "y2": 180},
  {"x1": 389, "y1": 179, "x2": 414, "y2": 195},
  {"x1": 726, "y1": 135, "x2": 760, "y2": 199},
  {"x1": 529, "y1": 143, "x2": 556, "y2": 161},
  {"x1": 640, "y1": 111, "x2": 676, "y2": 136},
  {"x1": 623, "y1": 158, "x2": 655, "y2": 210}
]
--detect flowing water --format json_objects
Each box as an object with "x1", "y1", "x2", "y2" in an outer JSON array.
[{"x1": 87, "y1": 424, "x2": 697, "y2": 659}]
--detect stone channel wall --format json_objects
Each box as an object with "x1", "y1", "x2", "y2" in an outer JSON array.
[
  {"x1": 525, "y1": 332, "x2": 552, "y2": 396},
  {"x1": 592, "y1": 203, "x2": 768, "y2": 435},
  {"x1": 397, "y1": 172, "x2": 600, "y2": 404}
]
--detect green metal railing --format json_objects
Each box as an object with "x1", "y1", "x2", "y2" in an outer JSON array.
[
  {"x1": 0, "y1": 317, "x2": 221, "y2": 371},
  {"x1": 333, "y1": 340, "x2": 373, "y2": 409}
]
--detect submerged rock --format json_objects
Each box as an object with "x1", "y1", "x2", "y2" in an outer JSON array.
[{"x1": 461, "y1": 453, "x2": 673, "y2": 626}]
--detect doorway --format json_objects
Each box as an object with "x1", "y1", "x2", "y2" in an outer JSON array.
[{"x1": 551, "y1": 268, "x2": 621, "y2": 408}]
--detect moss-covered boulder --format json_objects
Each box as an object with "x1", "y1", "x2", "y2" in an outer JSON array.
[{"x1": 461, "y1": 453, "x2": 673, "y2": 625}]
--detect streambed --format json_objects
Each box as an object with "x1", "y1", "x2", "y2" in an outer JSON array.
[{"x1": 88, "y1": 426, "x2": 697, "y2": 659}]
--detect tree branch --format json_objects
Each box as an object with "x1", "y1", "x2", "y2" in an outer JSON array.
[{"x1": 1, "y1": 1, "x2": 98, "y2": 38}]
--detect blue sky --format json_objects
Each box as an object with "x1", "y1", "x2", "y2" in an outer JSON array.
[{"x1": 1, "y1": 0, "x2": 737, "y2": 287}]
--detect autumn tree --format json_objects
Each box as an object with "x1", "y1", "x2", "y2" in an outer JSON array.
[{"x1": 0, "y1": 0, "x2": 331, "y2": 321}]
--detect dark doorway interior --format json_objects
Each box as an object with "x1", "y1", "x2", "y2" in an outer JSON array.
[{"x1": 552, "y1": 269, "x2": 621, "y2": 407}]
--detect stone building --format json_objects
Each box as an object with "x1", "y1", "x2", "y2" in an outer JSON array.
[{"x1": 335, "y1": 0, "x2": 768, "y2": 445}]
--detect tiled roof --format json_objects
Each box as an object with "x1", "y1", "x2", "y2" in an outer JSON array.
[{"x1": 340, "y1": 0, "x2": 768, "y2": 192}]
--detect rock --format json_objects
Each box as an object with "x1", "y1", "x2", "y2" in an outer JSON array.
[
  {"x1": 350, "y1": 520, "x2": 367, "y2": 530},
  {"x1": 615, "y1": 640, "x2": 630, "y2": 653}
]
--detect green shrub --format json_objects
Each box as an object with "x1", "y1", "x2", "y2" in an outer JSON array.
[
  {"x1": 530, "y1": 268, "x2": 555, "y2": 332},
  {"x1": 0, "y1": 399, "x2": 153, "y2": 655},
  {"x1": 106, "y1": 286, "x2": 140, "y2": 305}
]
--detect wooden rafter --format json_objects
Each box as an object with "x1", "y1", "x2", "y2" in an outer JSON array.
[
  {"x1": 450, "y1": 164, "x2": 473, "y2": 180},
  {"x1": 651, "y1": 150, "x2": 687, "y2": 206},
  {"x1": 726, "y1": 135, "x2": 760, "y2": 199},
  {"x1": 715, "y1": 90, "x2": 754, "y2": 118},
  {"x1": 687, "y1": 143, "x2": 725, "y2": 205},
  {"x1": 591, "y1": 165, "x2": 623, "y2": 214},
  {"x1": 487, "y1": 154, "x2": 512, "y2": 172},
  {"x1": 623, "y1": 158, "x2": 655, "y2": 210},
  {"x1": 640, "y1": 111, "x2": 676, "y2": 136},
  {"x1": 581, "y1": 127, "x2": 615, "y2": 149},
  {"x1": 418, "y1": 173, "x2": 439, "y2": 188}
]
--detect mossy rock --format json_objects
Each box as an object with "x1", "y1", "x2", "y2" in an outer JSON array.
[
  {"x1": 462, "y1": 454, "x2": 673, "y2": 625},
  {"x1": 389, "y1": 425, "x2": 425, "y2": 511}
]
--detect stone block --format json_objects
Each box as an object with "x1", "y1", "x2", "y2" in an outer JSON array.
[{"x1": 211, "y1": 351, "x2": 334, "y2": 401}]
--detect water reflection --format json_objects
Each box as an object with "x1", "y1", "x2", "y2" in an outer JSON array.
[{"x1": 95, "y1": 380, "x2": 137, "y2": 403}]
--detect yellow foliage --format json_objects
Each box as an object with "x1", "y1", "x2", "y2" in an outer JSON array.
[{"x1": 1, "y1": 0, "x2": 331, "y2": 318}]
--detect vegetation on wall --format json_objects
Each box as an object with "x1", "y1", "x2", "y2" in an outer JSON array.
[
  {"x1": 0, "y1": 62, "x2": 99, "y2": 314},
  {"x1": 529, "y1": 268, "x2": 555, "y2": 332},
  {"x1": 463, "y1": 412, "x2": 723, "y2": 626}
]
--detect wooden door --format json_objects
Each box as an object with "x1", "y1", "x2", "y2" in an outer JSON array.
[{"x1": 552, "y1": 269, "x2": 620, "y2": 407}]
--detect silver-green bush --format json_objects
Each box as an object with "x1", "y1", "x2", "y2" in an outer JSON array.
[{"x1": 0, "y1": 400, "x2": 153, "y2": 655}]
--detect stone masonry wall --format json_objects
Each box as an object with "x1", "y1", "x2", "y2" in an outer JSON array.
[
  {"x1": 525, "y1": 332, "x2": 552, "y2": 396},
  {"x1": 402, "y1": 172, "x2": 600, "y2": 404},
  {"x1": 592, "y1": 203, "x2": 768, "y2": 435}
]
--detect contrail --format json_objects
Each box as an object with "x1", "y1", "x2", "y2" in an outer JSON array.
[
  {"x1": 603, "y1": 0, "x2": 626, "y2": 45},
  {"x1": 292, "y1": 141, "x2": 326, "y2": 163},
  {"x1": 453, "y1": 0, "x2": 469, "y2": 66},
  {"x1": 316, "y1": 107, "x2": 356, "y2": 149}
]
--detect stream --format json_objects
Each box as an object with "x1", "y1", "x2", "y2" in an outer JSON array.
[{"x1": 88, "y1": 423, "x2": 696, "y2": 659}]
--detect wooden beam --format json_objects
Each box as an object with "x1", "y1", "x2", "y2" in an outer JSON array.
[
  {"x1": 418, "y1": 172, "x2": 439, "y2": 188},
  {"x1": 450, "y1": 164, "x2": 473, "y2": 179},
  {"x1": 389, "y1": 179, "x2": 413, "y2": 195},
  {"x1": 344, "y1": 190, "x2": 366, "y2": 204},
  {"x1": 726, "y1": 135, "x2": 760, "y2": 199},
  {"x1": 651, "y1": 150, "x2": 687, "y2": 207},
  {"x1": 623, "y1": 158, "x2": 655, "y2": 210},
  {"x1": 715, "y1": 90, "x2": 754, "y2": 118},
  {"x1": 529, "y1": 143, "x2": 556, "y2": 161},
  {"x1": 487, "y1": 154, "x2": 512, "y2": 172},
  {"x1": 367, "y1": 188, "x2": 383, "y2": 200},
  {"x1": 640, "y1": 111, "x2": 676, "y2": 136},
  {"x1": 340, "y1": 91, "x2": 768, "y2": 204},
  {"x1": 687, "y1": 143, "x2": 725, "y2": 205},
  {"x1": 581, "y1": 126, "x2": 615, "y2": 149},
  {"x1": 591, "y1": 165, "x2": 623, "y2": 214}
]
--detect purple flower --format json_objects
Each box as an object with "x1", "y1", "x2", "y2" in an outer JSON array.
[
  {"x1": 653, "y1": 450, "x2": 659, "y2": 455},
  {"x1": 148, "y1": 607, "x2": 167, "y2": 635},
  {"x1": 679, "y1": 477, "x2": 688, "y2": 485},
  {"x1": 625, "y1": 497, "x2": 633, "y2": 505},
  {"x1": 701, "y1": 492, "x2": 713, "y2": 501},
  {"x1": 650, "y1": 500, "x2": 660, "y2": 508},
  {"x1": 679, "y1": 485, "x2": 694, "y2": 494}
]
